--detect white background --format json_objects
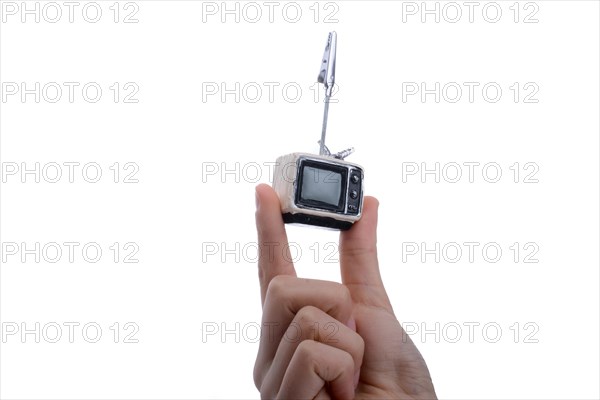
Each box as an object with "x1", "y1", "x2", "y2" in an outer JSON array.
[{"x1": 1, "y1": 1, "x2": 599, "y2": 399}]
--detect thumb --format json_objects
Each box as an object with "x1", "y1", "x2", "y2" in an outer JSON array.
[{"x1": 339, "y1": 197, "x2": 392, "y2": 309}]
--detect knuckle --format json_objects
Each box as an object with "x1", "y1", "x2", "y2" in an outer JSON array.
[
  {"x1": 340, "y1": 243, "x2": 378, "y2": 259},
  {"x1": 265, "y1": 275, "x2": 291, "y2": 301},
  {"x1": 341, "y1": 349, "x2": 354, "y2": 369},
  {"x1": 294, "y1": 306, "x2": 323, "y2": 341},
  {"x1": 327, "y1": 283, "x2": 352, "y2": 317},
  {"x1": 295, "y1": 339, "x2": 318, "y2": 362},
  {"x1": 296, "y1": 305, "x2": 321, "y2": 327}
]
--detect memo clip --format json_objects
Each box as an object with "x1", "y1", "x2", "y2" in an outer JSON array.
[{"x1": 317, "y1": 31, "x2": 354, "y2": 160}]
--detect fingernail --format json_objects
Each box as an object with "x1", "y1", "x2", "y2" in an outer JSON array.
[
  {"x1": 354, "y1": 369, "x2": 360, "y2": 389},
  {"x1": 255, "y1": 187, "x2": 260, "y2": 210}
]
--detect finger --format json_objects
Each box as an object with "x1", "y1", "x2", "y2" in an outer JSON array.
[
  {"x1": 260, "y1": 305, "x2": 364, "y2": 398},
  {"x1": 254, "y1": 276, "x2": 354, "y2": 388},
  {"x1": 339, "y1": 196, "x2": 391, "y2": 309},
  {"x1": 313, "y1": 387, "x2": 331, "y2": 400},
  {"x1": 255, "y1": 183, "x2": 296, "y2": 306},
  {"x1": 276, "y1": 340, "x2": 356, "y2": 400}
]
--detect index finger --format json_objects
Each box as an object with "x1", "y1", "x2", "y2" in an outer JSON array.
[{"x1": 255, "y1": 183, "x2": 297, "y2": 306}]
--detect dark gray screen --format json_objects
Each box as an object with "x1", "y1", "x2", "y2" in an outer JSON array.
[{"x1": 301, "y1": 166, "x2": 342, "y2": 206}]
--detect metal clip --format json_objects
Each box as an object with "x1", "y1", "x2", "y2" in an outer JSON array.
[
  {"x1": 318, "y1": 32, "x2": 337, "y2": 157},
  {"x1": 318, "y1": 31, "x2": 337, "y2": 98},
  {"x1": 316, "y1": 32, "x2": 353, "y2": 161}
]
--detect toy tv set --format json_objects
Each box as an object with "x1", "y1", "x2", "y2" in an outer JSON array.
[{"x1": 272, "y1": 32, "x2": 364, "y2": 231}]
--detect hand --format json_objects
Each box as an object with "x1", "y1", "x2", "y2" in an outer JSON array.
[{"x1": 253, "y1": 184, "x2": 437, "y2": 399}]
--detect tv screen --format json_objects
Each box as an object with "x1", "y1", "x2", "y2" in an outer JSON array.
[{"x1": 300, "y1": 166, "x2": 343, "y2": 207}]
